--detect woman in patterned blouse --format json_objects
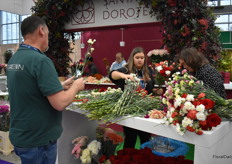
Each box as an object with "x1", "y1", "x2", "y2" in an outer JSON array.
[{"x1": 178, "y1": 47, "x2": 227, "y2": 99}]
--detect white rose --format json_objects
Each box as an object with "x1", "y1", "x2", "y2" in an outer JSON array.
[
  {"x1": 165, "y1": 70, "x2": 171, "y2": 75},
  {"x1": 156, "y1": 65, "x2": 163, "y2": 72},
  {"x1": 196, "y1": 112, "x2": 206, "y2": 121},
  {"x1": 174, "y1": 97, "x2": 182, "y2": 108},
  {"x1": 182, "y1": 117, "x2": 193, "y2": 128},
  {"x1": 196, "y1": 104, "x2": 205, "y2": 112},
  {"x1": 186, "y1": 94, "x2": 194, "y2": 101},
  {"x1": 183, "y1": 101, "x2": 195, "y2": 110}
]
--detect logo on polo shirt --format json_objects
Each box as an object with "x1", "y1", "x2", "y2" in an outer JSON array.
[{"x1": 7, "y1": 64, "x2": 24, "y2": 71}]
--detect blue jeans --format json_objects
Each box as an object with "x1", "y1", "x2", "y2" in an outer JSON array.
[{"x1": 14, "y1": 141, "x2": 57, "y2": 164}]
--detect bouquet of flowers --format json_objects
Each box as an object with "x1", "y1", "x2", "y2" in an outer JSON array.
[
  {"x1": 150, "y1": 61, "x2": 176, "y2": 86},
  {"x1": 71, "y1": 136, "x2": 101, "y2": 164},
  {"x1": 70, "y1": 59, "x2": 84, "y2": 76},
  {"x1": 0, "y1": 105, "x2": 10, "y2": 131},
  {"x1": 162, "y1": 70, "x2": 232, "y2": 135},
  {"x1": 99, "y1": 147, "x2": 193, "y2": 164},
  {"x1": 96, "y1": 127, "x2": 123, "y2": 160},
  {"x1": 147, "y1": 49, "x2": 169, "y2": 64},
  {"x1": 72, "y1": 38, "x2": 96, "y2": 78}
]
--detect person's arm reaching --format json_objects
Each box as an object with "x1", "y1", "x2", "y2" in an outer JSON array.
[{"x1": 47, "y1": 77, "x2": 85, "y2": 111}]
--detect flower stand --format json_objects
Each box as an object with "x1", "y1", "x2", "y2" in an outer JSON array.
[{"x1": 0, "y1": 131, "x2": 13, "y2": 155}]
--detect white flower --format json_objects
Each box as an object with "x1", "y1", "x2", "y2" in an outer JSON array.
[
  {"x1": 80, "y1": 148, "x2": 91, "y2": 164},
  {"x1": 165, "y1": 70, "x2": 171, "y2": 75},
  {"x1": 183, "y1": 101, "x2": 195, "y2": 110},
  {"x1": 196, "y1": 104, "x2": 205, "y2": 112},
  {"x1": 87, "y1": 140, "x2": 101, "y2": 155},
  {"x1": 169, "y1": 117, "x2": 173, "y2": 123},
  {"x1": 182, "y1": 117, "x2": 193, "y2": 128},
  {"x1": 156, "y1": 65, "x2": 163, "y2": 72},
  {"x1": 90, "y1": 48, "x2": 94, "y2": 52},
  {"x1": 196, "y1": 112, "x2": 206, "y2": 121},
  {"x1": 174, "y1": 97, "x2": 182, "y2": 108},
  {"x1": 175, "y1": 123, "x2": 184, "y2": 135},
  {"x1": 186, "y1": 94, "x2": 194, "y2": 101},
  {"x1": 174, "y1": 88, "x2": 180, "y2": 96},
  {"x1": 162, "y1": 98, "x2": 167, "y2": 104},
  {"x1": 170, "y1": 107, "x2": 175, "y2": 113},
  {"x1": 87, "y1": 39, "x2": 93, "y2": 44}
]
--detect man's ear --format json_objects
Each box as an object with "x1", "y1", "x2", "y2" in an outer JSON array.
[{"x1": 38, "y1": 25, "x2": 45, "y2": 36}]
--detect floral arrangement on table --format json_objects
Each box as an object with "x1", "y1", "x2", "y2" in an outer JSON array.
[
  {"x1": 150, "y1": 61, "x2": 176, "y2": 86},
  {"x1": 79, "y1": 74, "x2": 161, "y2": 124},
  {"x1": 0, "y1": 105, "x2": 10, "y2": 131},
  {"x1": 162, "y1": 70, "x2": 232, "y2": 135},
  {"x1": 71, "y1": 136, "x2": 101, "y2": 164},
  {"x1": 147, "y1": 49, "x2": 170, "y2": 64},
  {"x1": 99, "y1": 147, "x2": 193, "y2": 164}
]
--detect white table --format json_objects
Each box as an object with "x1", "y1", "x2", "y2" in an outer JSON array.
[{"x1": 66, "y1": 108, "x2": 232, "y2": 164}]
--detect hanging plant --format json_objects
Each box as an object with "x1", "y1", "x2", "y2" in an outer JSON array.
[{"x1": 138, "y1": 0, "x2": 222, "y2": 64}]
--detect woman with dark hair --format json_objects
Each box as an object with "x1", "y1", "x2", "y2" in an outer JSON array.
[
  {"x1": 109, "y1": 47, "x2": 154, "y2": 148},
  {"x1": 178, "y1": 47, "x2": 226, "y2": 98}
]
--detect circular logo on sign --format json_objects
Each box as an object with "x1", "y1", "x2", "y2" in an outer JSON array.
[{"x1": 72, "y1": 1, "x2": 95, "y2": 25}]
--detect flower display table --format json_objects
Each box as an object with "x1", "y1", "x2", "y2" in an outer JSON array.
[{"x1": 58, "y1": 108, "x2": 232, "y2": 164}]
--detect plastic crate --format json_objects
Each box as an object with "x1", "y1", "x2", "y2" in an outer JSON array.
[
  {"x1": 0, "y1": 131, "x2": 13, "y2": 155},
  {"x1": 141, "y1": 136, "x2": 189, "y2": 157}
]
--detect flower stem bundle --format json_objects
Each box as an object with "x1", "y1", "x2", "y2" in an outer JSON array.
[{"x1": 79, "y1": 76, "x2": 161, "y2": 123}]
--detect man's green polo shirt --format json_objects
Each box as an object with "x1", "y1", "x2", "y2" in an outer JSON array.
[{"x1": 7, "y1": 46, "x2": 64, "y2": 148}]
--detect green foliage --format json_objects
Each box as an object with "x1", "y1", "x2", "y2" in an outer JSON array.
[
  {"x1": 216, "y1": 50, "x2": 232, "y2": 72},
  {"x1": 139, "y1": 0, "x2": 222, "y2": 63},
  {"x1": 4, "y1": 50, "x2": 13, "y2": 64},
  {"x1": 31, "y1": 0, "x2": 89, "y2": 76}
]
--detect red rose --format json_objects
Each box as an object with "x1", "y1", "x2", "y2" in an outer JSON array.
[
  {"x1": 171, "y1": 112, "x2": 178, "y2": 118},
  {"x1": 187, "y1": 110, "x2": 198, "y2": 120},
  {"x1": 192, "y1": 100, "x2": 201, "y2": 107},
  {"x1": 207, "y1": 113, "x2": 222, "y2": 127},
  {"x1": 181, "y1": 93, "x2": 187, "y2": 98},
  {"x1": 172, "y1": 120, "x2": 179, "y2": 125},
  {"x1": 199, "y1": 120, "x2": 207, "y2": 126},
  {"x1": 200, "y1": 99, "x2": 215, "y2": 109},
  {"x1": 186, "y1": 126, "x2": 195, "y2": 132},
  {"x1": 168, "y1": 0, "x2": 177, "y2": 6},
  {"x1": 195, "y1": 130, "x2": 203, "y2": 135},
  {"x1": 99, "y1": 155, "x2": 107, "y2": 163}
]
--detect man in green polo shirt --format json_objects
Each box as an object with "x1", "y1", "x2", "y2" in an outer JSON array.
[{"x1": 7, "y1": 15, "x2": 85, "y2": 164}]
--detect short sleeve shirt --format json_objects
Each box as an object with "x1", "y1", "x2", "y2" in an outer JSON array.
[{"x1": 7, "y1": 46, "x2": 64, "y2": 148}]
